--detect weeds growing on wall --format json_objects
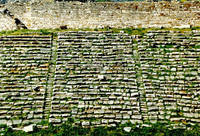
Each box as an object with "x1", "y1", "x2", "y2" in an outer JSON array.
[
  {"x1": 1, "y1": 121, "x2": 200, "y2": 136},
  {"x1": 0, "y1": 27, "x2": 199, "y2": 37}
]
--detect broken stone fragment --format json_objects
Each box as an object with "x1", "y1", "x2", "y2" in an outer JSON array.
[
  {"x1": 123, "y1": 127, "x2": 132, "y2": 132},
  {"x1": 23, "y1": 124, "x2": 35, "y2": 133}
]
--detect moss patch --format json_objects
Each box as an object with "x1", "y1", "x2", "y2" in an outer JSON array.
[
  {"x1": 1, "y1": 121, "x2": 200, "y2": 136},
  {"x1": 0, "y1": 27, "x2": 199, "y2": 36}
]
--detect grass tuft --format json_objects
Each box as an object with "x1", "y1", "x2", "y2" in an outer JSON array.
[
  {"x1": 0, "y1": 27, "x2": 199, "y2": 36},
  {"x1": 1, "y1": 122, "x2": 200, "y2": 136}
]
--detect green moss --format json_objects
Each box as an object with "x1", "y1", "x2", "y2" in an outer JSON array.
[
  {"x1": 165, "y1": 45, "x2": 174, "y2": 48},
  {"x1": 132, "y1": 40, "x2": 138, "y2": 44},
  {"x1": 37, "y1": 120, "x2": 49, "y2": 126},
  {"x1": 2, "y1": 121, "x2": 200, "y2": 136},
  {"x1": 0, "y1": 27, "x2": 199, "y2": 36}
]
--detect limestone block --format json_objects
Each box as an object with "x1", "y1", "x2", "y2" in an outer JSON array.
[
  {"x1": 123, "y1": 127, "x2": 132, "y2": 132},
  {"x1": 23, "y1": 124, "x2": 35, "y2": 133}
]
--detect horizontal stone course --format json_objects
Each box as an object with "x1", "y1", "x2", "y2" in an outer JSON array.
[
  {"x1": 0, "y1": 35, "x2": 52, "y2": 127},
  {"x1": 0, "y1": 31, "x2": 200, "y2": 128}
]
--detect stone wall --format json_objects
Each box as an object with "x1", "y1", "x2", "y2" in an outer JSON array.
[
  {"x1": 51, "y1": 31, "x2": 140, "y2": 126},
  {"x1": 0, "y1": 30, "x2": 200, "y2": 128},
  {"x1": 0, "y1": 35, "x2": 52, "y2": 126},
  {"x1": 138, "y1": 30, "x2": 200, "y2": 125},
  {"x1": 0, "y1": 1, "x2": 199, "y2": 31}
]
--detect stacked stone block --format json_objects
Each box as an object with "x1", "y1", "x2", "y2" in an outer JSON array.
[
  {"x1": 50, "y1": 31, "x2": 142, "y2": 126},
  {"x1": 138, "y1": 30, "x2": 200, "y2": 126},
  {"x1": 0, "y1": 35, "x2": 52, "y2": 127},
  {"x1": 0, "y1": 30, "x2": 200, "y2": 128}
]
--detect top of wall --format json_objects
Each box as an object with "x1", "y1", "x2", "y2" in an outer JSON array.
[{"x1": 0, "y1": 1, "x2": 199, "y2": 30}]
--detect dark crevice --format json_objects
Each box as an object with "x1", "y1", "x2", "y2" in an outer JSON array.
[
  {"x1": 2, "y1": 8, "x2": 28, "y2": 29},
  {"x1": 14, "y1": 18, "x2": 28, "y2": 29}
]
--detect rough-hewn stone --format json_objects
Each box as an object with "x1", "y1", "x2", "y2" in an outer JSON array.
[
  {"x1": 0, "y1": 35, "x2": 52, "y2": 126},
  {"x1": 0, "y1": 2, "x2": 199, "y2": 31},
  {"x1": 0, "y1": 30, "x2": 200, "y2": 128}
]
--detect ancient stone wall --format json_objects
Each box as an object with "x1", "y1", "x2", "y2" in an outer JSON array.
[
  {"x1": 0, "y1": 1, "x2": 199, "y2": 31},
  {"x1": 138, "y1": 30, "x2": 200, "y2": 126},
  {"x1": 0, "y1": 30, "x2": 200, "y2": 128},
  {"x1": 0, "y1": 35, "x2": 52, "y2": 126}
]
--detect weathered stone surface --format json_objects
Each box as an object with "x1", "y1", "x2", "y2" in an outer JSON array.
[
  {"x1": 23, "y1": 124, "x2": 35, "y2": 133},
  {"x1": 123, "y1": 127, "x2": 132, "y2": 132},
  {"x1": 0, "y1": 35, "x2": 52, "y2": 126},
  {"x1": 0, "y1": 2, "x2": 200, "y2": 31},
  {"x1": 0, "y1": 30, "x2": 200, "y2": 128}
]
